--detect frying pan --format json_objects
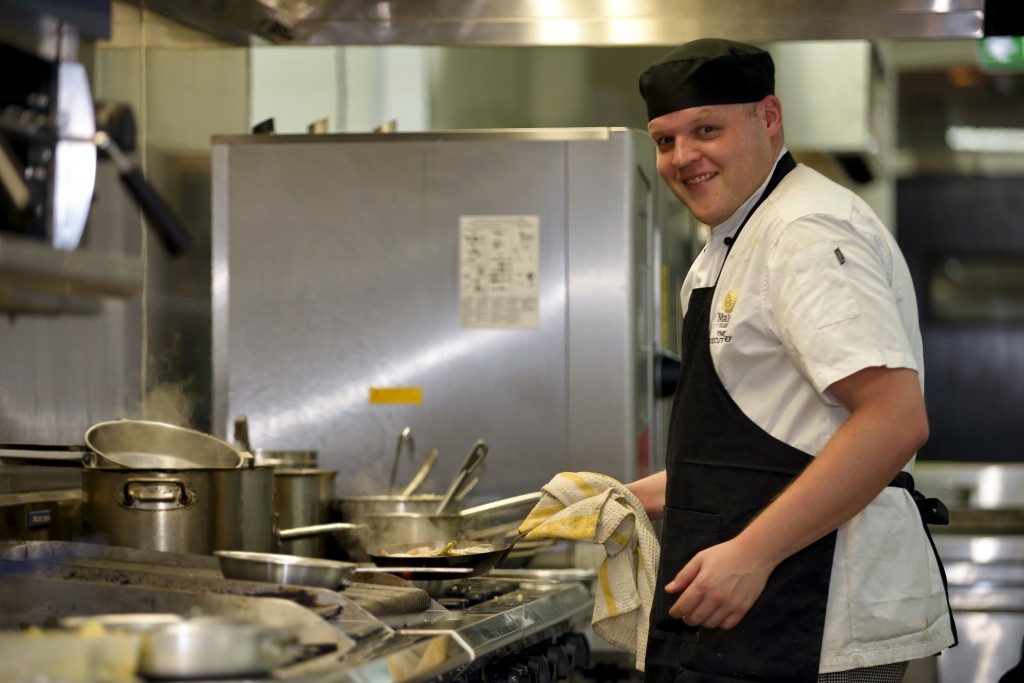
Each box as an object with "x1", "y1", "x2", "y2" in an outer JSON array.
[
  {"x1": 214, "y1": 550, "x2": 472, "y2": 585},
  {"x1": 368, "y1": 539, "x2": 517, "y2": 578}
]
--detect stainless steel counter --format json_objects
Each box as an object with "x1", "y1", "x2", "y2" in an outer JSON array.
[{"x1": 0, "y1": 541, "x2": 595, "y2": 683}]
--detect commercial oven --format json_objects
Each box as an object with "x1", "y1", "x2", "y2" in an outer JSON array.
[{"x1": 210, "y1": 128, "x2": 694, "y2": 501}]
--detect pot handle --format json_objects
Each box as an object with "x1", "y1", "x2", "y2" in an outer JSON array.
[{"x1": 120, "y1": 479, "x2": 195, "y2": 510}]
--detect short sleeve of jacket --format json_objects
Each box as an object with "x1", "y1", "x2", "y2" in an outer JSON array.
[{"x1": 765, "y1": 203, "x2": 921, "y2": 400}]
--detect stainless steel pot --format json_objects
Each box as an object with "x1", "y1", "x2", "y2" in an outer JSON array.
[
  {"x1": 81, "y1": 468, "x2": 245, "y2": 555},
  {"x1": 273, "y1": 468, "x2": 336, "y2": 558},
  {"x1": 354, "y1": 492, "x2": 542, "y2": 555},
  {"x1": 240, "y1": 464, "x2": 276, "y2": 553},
  {"x1": 334, "y1": 493, "x2": 445, "y2": 521},
  {"x1": 253, "y1": 449, "x2": 318, "y2": 468},
  {"x1": 332, "y1": 493, "x2": 444, "y2": 561},
  {"x1": 81, "y1": 465, "x2": 356, "y2": 556}
]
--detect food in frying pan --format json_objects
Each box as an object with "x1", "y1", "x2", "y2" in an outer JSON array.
[{"x1": 382, "y1": 541, "x2": 498, "y2": 558}]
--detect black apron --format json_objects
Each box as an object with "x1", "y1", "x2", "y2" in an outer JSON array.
[{"x1": 644, "y1": 153, "x2": 955, "y2": 683}]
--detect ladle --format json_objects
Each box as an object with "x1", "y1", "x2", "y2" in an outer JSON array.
[{"x1": 387, "y1": 427, "x2": 415, "y2": 494}]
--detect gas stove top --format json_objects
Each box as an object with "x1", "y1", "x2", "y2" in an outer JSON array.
[{"x1": 0, "y1": 542, "x2": 595, "y2": 683}]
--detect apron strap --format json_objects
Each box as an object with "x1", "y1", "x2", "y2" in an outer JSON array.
[
  {"x1": 887, "y1": 470, "x2": 959, "y2": 646},
  {"x1": 713, "y1": 151, "x2": 797, "y2": 287},
  {"x1": 889, "y1": 471, "x2": 949, "y2": 525}
]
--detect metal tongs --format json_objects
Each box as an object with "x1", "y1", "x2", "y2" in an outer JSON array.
[
  {"x1": 399, "y1": 448, "x2": 439, "y2": 497},
  {"x1": 435, "y1": 439, "x2": 489, "y2": 515}
]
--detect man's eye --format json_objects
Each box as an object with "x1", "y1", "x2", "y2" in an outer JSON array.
[
  {"x1": 697, "y1": 126, "x2": 717, "y2": 136},
  {"x1": 655, "y1": 136, "x2": 673, "y2": 147}
]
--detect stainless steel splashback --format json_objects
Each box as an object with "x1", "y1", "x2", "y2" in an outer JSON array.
[
  {"x1": 211, "y1": 128, "x2": 675, "y2": 499},
  {"x1": 140, "y1": 0, "x2": 999, "y2": 46}
]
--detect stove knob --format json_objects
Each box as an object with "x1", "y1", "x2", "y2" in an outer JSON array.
[
  {"x1": 562, "y1": 634, "x2": 590, "y2": 669},
  {"x1": 545, "y1": 645, "x2": 570, "y2": 679},
  {"x1": 508, "y1": 663, "x2": 531, "y2": 683},
  {"x1": 525, "y1": 655, "x2": 551, "y2": 683}
]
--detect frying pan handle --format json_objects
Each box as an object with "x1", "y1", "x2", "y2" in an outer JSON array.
[
  {"x1": 459, "y1": 491, "x2": 542, "y2": 518},
  {"x1": 276, "y1": 522, "x2": 363, "y2": 540}
]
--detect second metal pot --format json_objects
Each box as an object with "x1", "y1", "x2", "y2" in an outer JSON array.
[{"x1": 273, "y1": 468, "x2": 337, "y2": 558}]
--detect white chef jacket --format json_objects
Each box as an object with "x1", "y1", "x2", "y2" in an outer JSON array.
[{"x1": 680, "y1": 149, "x2": 955, "y2": 672}]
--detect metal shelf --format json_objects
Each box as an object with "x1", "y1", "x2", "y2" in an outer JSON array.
[{"x1": 0, "y1": 233, "x2": 143, "y2": 314}]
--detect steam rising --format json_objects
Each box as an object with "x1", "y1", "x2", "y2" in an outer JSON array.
[{"x1": 141, "y1": 381, "x2": 194, "y2": 428}]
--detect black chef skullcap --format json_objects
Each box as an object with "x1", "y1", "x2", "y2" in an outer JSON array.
[{"x1": 639, "y1": 38, "x2": 775, "y2": 121}]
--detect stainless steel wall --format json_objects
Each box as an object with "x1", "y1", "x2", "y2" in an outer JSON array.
[
  {"x1": 0, "y1": 138, "x2": 143, "y2": 446},
  {"x1": 0, "y1": 4, "x2": 248, "y2": 451}
]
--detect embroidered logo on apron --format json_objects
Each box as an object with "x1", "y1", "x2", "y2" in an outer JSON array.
[
  {"x1": 712, "y1": 290, "x2": 738, "y2": 345},
  {"x1": 722, "y1": 290, "x2": 738, "y2": 314}
]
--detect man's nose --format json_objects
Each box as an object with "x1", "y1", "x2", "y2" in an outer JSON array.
[{"x1": 671, "y1": 140, "x2": 700, "y2": 167}]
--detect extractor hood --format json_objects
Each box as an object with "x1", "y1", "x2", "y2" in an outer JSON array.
[{"x1": 136, "y1": 0, "x2": 1024, "y2": 47}]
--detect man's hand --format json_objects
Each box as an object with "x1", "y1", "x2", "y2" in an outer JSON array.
[
  {"x1": 662, "y1": 367, "x2": 927, "y2": 631},
  {"x1": 664, "y1": 537, "x2": 776, "y2": 630}
]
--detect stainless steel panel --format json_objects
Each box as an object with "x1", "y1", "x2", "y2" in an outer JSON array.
[
  {"x1": 930, "y1": 539, "x2": 1024, "y2": 682},
  {"x1": 214, "y1": 133, "x2": 583, "y2": 498},
  {"x1": 213, "y1": 129, "x2": 660, "y2": 499},
  {"x1": 937, "y1": 612, "x2": 1024, "y2": 683},
  {"x1": 914, "y1": 462, "x2": 1024, "y2": 509},
  {"x1": 935, "y1": 535, "x2": 1024, "y2": 564},
  {"x1": 148, "y1": 0, "x2": 988, "y2": 45}
]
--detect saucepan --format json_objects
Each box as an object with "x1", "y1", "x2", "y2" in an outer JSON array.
[
  {"x1": 355, "y1": 491, "x2": 542, "y2": 553},
  {"x1": 214, "y1": 550, "x2": 473, "y2": 585},
  {"x1": 334, "y1": 447, "x2": 445, "y2": 524}
]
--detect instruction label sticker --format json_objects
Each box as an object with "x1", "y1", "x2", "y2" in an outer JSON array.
[
  {"x1": 369, "y1": 387, "x2": 423, "y2": 404},
  {"x1": 459, "y1": 215, "x2": 539, "y2": 329}
]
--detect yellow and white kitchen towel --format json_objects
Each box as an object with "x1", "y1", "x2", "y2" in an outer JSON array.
[{"x1": 518, "y1": 471, "x2": 659, "y2": 672}]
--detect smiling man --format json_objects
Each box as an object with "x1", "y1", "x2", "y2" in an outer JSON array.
[{"x1": 625, "y1": 39, "x2": 957, "y2": 682}]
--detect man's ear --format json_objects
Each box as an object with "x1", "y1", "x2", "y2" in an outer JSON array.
[{"x1": 762, "y1": 95, "x2": 783, "y2": 134}]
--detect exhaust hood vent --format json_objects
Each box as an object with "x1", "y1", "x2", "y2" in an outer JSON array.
[
  {"x1": 772, "y1": 41, "x2": 885, "y2": 175},
  {"x1": 137, "y1": 0, "x2": 992, "y2": 47}
]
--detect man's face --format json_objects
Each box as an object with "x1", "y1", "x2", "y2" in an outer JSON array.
[{"x1": 647, "y1": 97, "x2": 780, "y2": 228}]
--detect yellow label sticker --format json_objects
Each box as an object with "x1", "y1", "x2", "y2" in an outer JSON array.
[{"x1": 369, "y1": 387, "x2": 423, "y2": 404}]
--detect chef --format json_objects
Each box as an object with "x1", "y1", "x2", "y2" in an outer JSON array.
[{"x1": 624, "y1": 38, "x2": 957, "y2": 682}]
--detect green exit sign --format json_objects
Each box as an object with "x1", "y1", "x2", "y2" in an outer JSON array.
[{"x1": 977, "y1": 36, "x2": 1024, "y2": 72}]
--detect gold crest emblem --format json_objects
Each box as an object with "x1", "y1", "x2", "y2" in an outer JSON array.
[{"x1": 722, "y1": 290, "x2": 738, "y2": 314}]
